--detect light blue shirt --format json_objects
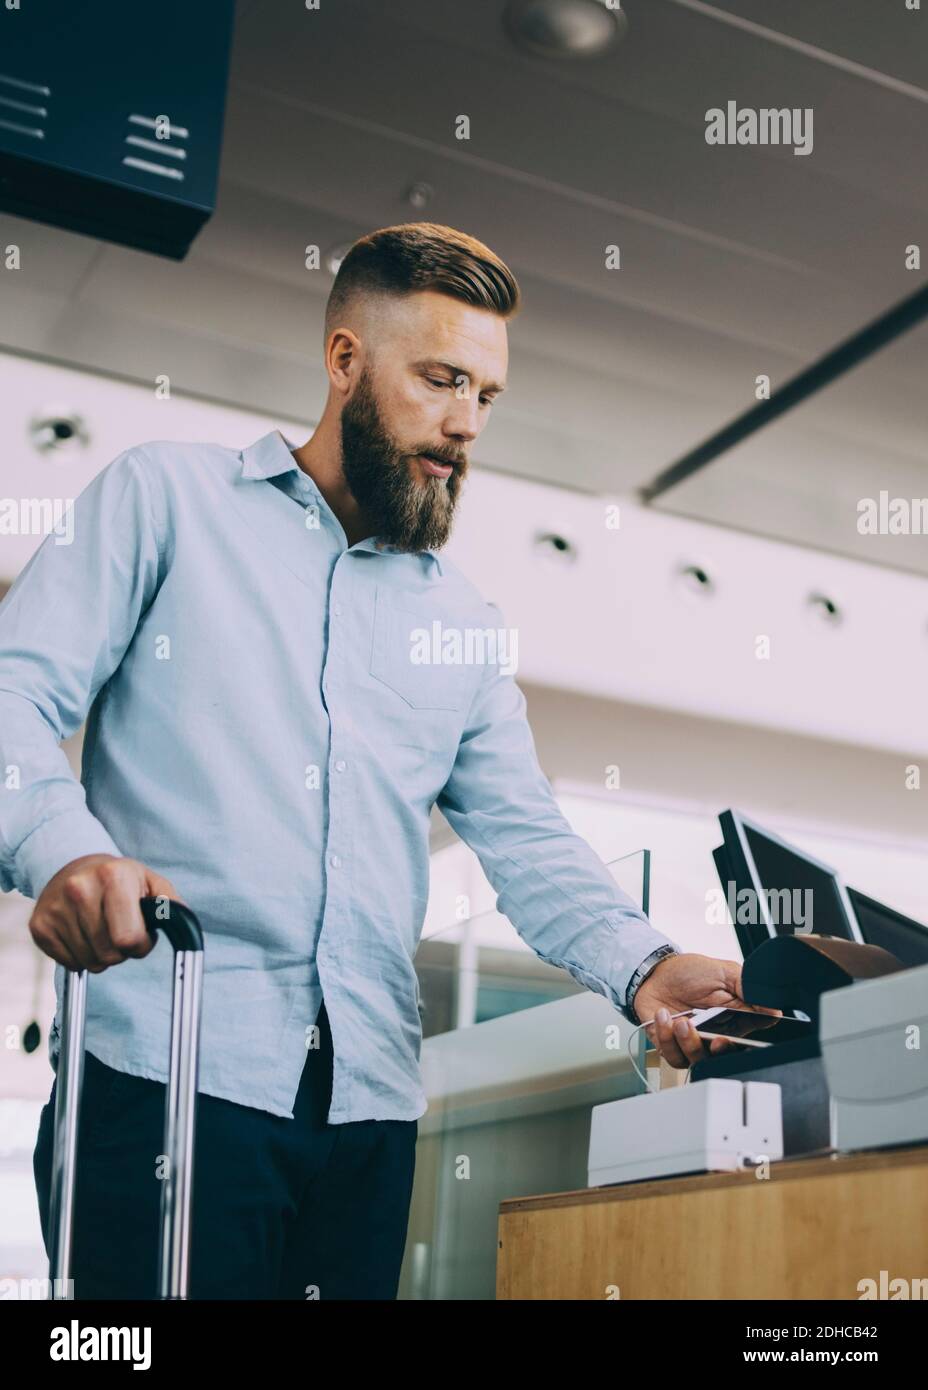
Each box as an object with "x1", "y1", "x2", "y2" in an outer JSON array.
[{"x1": 0, "y1": 429, "x2": 679, "y2": 1121}]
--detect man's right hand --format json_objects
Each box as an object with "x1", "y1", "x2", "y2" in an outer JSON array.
[{"x1": 29, "y1": 854, "x2": 188, "y2": 974}]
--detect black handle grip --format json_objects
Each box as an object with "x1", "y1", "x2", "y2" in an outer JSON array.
[{"x1": 139, "y1": 896, "x2": 204, "y2": 952}]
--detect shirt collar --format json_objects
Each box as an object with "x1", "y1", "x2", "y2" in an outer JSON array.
[
  {"x1": 240, "y1": 429, "x2": 443, "y2": 576},
  {"x1": 241, "y1": 428, "x2": 302, "y2": 482}
]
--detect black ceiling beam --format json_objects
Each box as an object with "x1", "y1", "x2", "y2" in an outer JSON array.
[{"x1": 639, "y1": 280, "x2": 928, "y2": 504}]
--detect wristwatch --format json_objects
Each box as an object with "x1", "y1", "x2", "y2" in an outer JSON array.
[{"x1": 625, "y1": 944, "x2": 679, "y2": 1025}]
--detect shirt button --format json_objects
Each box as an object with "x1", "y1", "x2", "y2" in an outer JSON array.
[
  {"x1": 332, "y1": 601, "x2": 343, "y2": 617},
  {"x1": 329, "y1": 854, "x2": 341, "y2": 869},
  {"x1": 334, "y1": 759, "x2": 347, "y2": 773}
]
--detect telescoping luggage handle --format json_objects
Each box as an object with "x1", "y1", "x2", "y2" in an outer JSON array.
[{"x1": 47, "y1": 896, "x2": 204, "y2": 1301}]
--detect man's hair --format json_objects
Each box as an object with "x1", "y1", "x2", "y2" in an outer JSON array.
[{"x1": 324, "y1": 222, "x2": 521, "y2": 343}]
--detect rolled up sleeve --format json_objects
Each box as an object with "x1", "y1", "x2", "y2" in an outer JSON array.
[
  {"x1": 436, "y1": 609, "x2": 681, "y2": 1018},
  {"x1": 0, "y1": 448, "x2": 162, "y2": 900}
]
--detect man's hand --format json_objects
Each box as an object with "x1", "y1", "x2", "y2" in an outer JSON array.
[
  {"x1": 29, "y1": 854, "x2": 188, "y2": 974},
  {"x1": 632, "y1": 952, "x2": 782, "y2": 1068}
]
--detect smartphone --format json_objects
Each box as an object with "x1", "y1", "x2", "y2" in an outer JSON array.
[{"x1": 685, "y1": 1006, "x2": 810, "y2": 1046}]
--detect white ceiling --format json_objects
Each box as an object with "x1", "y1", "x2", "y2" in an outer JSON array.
[{"x1": 1, "y1": 0, "x2": 925, "y2": 567}]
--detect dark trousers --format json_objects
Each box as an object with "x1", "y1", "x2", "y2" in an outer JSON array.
[{"x1": 33, "y1": 1001, "x2": 418, "y2": 1300}]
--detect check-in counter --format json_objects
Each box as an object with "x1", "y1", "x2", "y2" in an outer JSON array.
[{"x1": 497, "y1": 1143, "x2": 928, "y2": 1299}]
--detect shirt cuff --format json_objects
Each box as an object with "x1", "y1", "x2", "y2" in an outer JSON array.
[
  {"x1": 13, "y1": 810, "x2": 122, "y2": 901},
  {"x1": 594, "y1": 913, "x2": 682, "y2": 1017}
]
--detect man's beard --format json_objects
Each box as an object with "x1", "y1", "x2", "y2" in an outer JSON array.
[{"x1": 340, "y1": 365, "x2": 466, "y2": 552}]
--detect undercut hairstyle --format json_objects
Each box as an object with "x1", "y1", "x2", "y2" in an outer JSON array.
[{"x1": 324, "y1": 222, "x2": 521, "y2": 344}]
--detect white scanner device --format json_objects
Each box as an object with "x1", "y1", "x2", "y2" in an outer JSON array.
[{"x1": 588, "y1": 1079, "x2": 783, "y2": 1186}]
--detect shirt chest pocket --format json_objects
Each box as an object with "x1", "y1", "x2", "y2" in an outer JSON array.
[{"x1": 369, "y1": 586, "x2": 485, "y2": 713}]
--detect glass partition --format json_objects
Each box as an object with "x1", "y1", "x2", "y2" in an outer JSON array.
[
  {"x1": 415, "y1": 848, "x2": 651, "y2": 1036},
  {"x1": 402, "y1": 849, "x2": 652, "y2": 1300}
]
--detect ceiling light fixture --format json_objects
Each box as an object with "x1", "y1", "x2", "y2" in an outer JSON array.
[
  {"x1": 406, "y1": 181, "x2": 433, "y2": 210},
  {"x1": 29, "y1": 409, "x2": 90, "y2": 458},
  {"x1": 533, "y1": 530, "x2": 578, "y2": 564},
  {"x1": 504, "y1": 0, "x2": 628, "y2": 60},
  {"x1": 675, "y1": 562, "x2": 715, "y2": 600},
  {"x1": 806, "y1": 592, "x2": 843, "y2": 627}
]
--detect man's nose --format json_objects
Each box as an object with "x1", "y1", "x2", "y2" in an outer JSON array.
[{"x1": 443, "y1": 396, "x2": 482, "y2": 442}]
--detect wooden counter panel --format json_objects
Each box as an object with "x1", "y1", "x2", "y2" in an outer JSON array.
[{"x1": 497, "y1": 1145, "x2": 928, "y2": 1300}]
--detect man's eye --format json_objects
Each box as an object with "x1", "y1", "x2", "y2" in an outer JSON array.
[{"x1": 426, "y1": 375, "x2": 494, "y2": 405}]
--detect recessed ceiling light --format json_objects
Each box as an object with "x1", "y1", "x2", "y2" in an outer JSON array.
[
  {"x1": 406, "y1": 181, "x2": 433, "y2": 210},
  {"x1": 806, "y1": 592, "x2": 843, "y2": 627},
  {"x1": 533, "y1": 530, "x2": 578, "y2": 564},
  {"x1": 504, "y1": 0, "x2": 628, "y2": 60},
  {"x1": 29, "y1": 409, "x2": 90, "y2": 457},
  {"x1": 675, "y1": 562, "x2": 715, "y2": 600}
]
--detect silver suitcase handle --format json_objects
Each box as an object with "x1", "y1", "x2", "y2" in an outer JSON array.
[{"x1": 47, "y1": 895, "x2": 204, "y2": 1300}]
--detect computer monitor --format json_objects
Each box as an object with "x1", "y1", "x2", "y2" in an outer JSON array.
[
  {"x1": 846, "y1": 887, "x2": 928, "y2": 968},
  {"x1": 715, "y1": 809, "x2": 864, "y2": 960}
]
